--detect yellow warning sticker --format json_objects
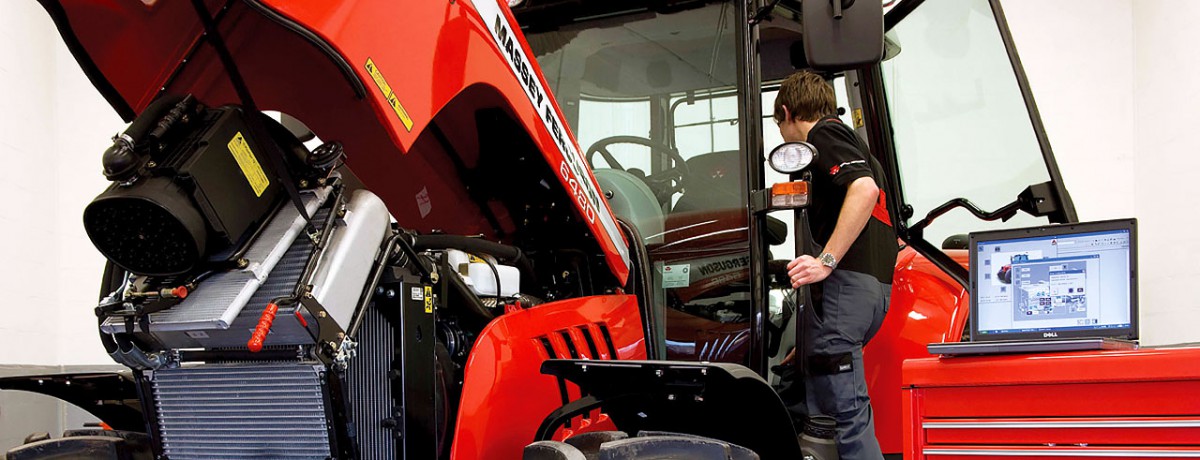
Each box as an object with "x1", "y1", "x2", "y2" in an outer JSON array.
[
  {"x1": 227, "y1": 132, "x2": 270, "y2": 197},
  {"x1": 852, "y1": 108, "x2": 865, "y2": 129},
  {"x1": 423, "y1": 286, "x2": 434, "y2": 313},
  {"x1": 365, "y1": 58, "x2": 414, "y2": 132}
]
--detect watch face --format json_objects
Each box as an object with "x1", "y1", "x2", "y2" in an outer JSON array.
[{"x1": 819, "y1": 253, "x2": 837, "y2": 267}]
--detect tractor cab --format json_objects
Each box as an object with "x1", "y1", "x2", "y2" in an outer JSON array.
[
  {"x1": 522, "y1": 2, "x2": 795, "y2": 368},
  {"x1": 517, "y1": 0, "x2": 1077, "y2": 453}
]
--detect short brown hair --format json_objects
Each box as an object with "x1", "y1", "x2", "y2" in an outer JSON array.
[{"x1": 773, "y1": 71, "x2": 836, "y2": 123}]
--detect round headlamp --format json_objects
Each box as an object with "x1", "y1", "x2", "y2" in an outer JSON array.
[{"x1": 767, "y1": 141, "x2": 818, "y2": 174}]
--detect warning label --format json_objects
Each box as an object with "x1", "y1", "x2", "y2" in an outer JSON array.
[
  {"x1": 424, "y1": 286, "x2": 434, "y2": 314},
  {"x1": 227, "y1": 132, "x2": 270, "y2": 197},
  {"x1": 365, "y1": 58, "x2": 414, "y2": 132}
]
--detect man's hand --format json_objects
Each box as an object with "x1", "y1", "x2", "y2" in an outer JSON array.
[
  {"x1": 780, "y1": 347, "x2": 796, "y2": 365},
  {"x1": 787, "y1": 255, "x2": 832, "y2": 288}
]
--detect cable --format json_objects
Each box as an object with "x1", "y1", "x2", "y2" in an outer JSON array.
[{"x1": 476, "y1": 254, "x2": 504, "y2": 305}]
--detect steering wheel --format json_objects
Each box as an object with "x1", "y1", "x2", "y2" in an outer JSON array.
[{"x1": 585, "y1": 135, "x2": 691, "y2": 205}]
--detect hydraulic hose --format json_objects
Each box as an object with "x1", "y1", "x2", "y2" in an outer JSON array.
[
  {"x1": 411, "y1": 234, "x2": 523, "y2": 262},
  {"x1": 411, "y1": 233, "x2": 538, "y2": 291}
]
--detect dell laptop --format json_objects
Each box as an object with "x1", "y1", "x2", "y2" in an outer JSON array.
[{"x1": 927, "y1": 218, "x2": 1139, "y2": 356}]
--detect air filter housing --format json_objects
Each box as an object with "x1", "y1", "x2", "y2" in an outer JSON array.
[{"x1": 83, "y1": 107, "x2": 282, "y2": 276}]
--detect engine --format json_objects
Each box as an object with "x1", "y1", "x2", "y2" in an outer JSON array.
[{"x1": 85, "y1": 97, "x2": 544, "y2": 459}]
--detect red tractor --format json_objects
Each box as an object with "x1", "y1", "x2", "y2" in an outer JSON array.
[{"x1": 2, "y1": 0, "x2": 1077, "y2": 459}]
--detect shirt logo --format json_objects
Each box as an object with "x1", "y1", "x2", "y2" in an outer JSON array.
[{"x1": 829, "y1": 160, "x2": 866, "y2": 176}]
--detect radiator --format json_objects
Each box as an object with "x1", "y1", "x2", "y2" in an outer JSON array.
[
  {"x1": 346, "y1": 303, "x2": 398, "y2": 459},
  {"x1": 150, "y1": 363, "x2": 333, "y2": 459}
]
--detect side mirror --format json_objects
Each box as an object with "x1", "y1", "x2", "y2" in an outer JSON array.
[{"x1": 801, "y1": 0, "x2": 884, "y2": 70}]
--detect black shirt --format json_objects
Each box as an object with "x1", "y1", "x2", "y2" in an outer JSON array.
[{"x1": 807, "y1": 117, "x2": 897, "y2": 284}]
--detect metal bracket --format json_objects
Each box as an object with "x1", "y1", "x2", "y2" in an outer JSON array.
[
  {"x1": 297, "y1": 295, "x2": 348, "y2": 365},
  {"x1": 749, "y1": 188, "x2": 772, "y2": 214}
]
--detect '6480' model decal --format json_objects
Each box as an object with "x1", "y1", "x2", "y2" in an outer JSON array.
[{"x1": 472, "y1": 0, "x2": 630, "y2": 271}]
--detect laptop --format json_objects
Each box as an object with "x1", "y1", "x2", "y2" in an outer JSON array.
[{"x1": 927, "y1": 218, "x2": 1139, "y2": 356}]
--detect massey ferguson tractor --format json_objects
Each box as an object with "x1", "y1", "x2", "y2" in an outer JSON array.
[{"x1": 2, "y1": 0, "x2": 1078, "y2": 458}]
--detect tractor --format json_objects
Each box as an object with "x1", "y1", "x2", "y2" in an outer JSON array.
[{"x1": 1, "y1": 0, "x2": 1075, "y2": 458}]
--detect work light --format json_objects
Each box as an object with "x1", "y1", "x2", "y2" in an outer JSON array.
[{"x1": 767, "y1": 142, "x2": 817, "y2": 174}]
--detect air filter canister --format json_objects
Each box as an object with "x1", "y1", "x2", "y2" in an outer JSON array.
[
  {"x1": 83, "y1": 107, "x2": 283, "y2": 276},
  {"x1": 84, "y1": 176, "x2": 207, "y2": 276}
]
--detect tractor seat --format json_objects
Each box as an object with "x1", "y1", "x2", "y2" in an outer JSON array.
[
  {"x1": 672, "y1": 150, "x2": 787, "y2": 246},
  {"x1": 594, "y1": 169, "x2": 666, "y2": 245},
  {"x1": 672, "y1": 150, "x2": 743, "y2": 214}
]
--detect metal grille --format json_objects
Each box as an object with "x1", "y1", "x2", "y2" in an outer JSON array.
[
  {"x1": 151, "y1": 363, "x2": 332, "y2": 459},
  {"x1": 539, "y1": 323, "x2": 618, "y2": 360},
  {"x1": 346, "y1": 303, "x2": 397, "y2": 459}
]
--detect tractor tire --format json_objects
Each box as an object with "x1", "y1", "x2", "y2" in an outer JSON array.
[
  {"x1": 564, "y1": 431, "x2": 630, "y2": 460},
  {"x1": 525, "y1": 431, "x2": 760, "y2": 460},
  {"x1": 524, "y1": 441, "x2": 588, "y2": 460}
]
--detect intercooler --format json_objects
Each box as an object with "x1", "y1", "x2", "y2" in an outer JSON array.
[
  {"x1": 122, "y1": 184, "x2": 406, "y2": 458},
  {"x1": 149, "y1": 363, "x2": 333, "y2": 459},
  {"x1": 146, "y1": 305, "x2": 402, "y2": 459}
]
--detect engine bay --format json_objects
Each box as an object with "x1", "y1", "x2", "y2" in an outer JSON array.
[{"x1": 80, "y1": 95, "x2": 628, "y2": 458}]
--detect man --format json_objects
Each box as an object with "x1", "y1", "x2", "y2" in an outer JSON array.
[{"x1": 775, "y1": 71, "x2": 896, "y2": 460}]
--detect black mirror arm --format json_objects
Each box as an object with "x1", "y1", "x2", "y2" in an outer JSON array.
[
  {"x1": 909, "y1": 181, "x2": 1074, "y2": 239},
  {"x1": 909, "y1": 198, "x2": 1022, "y2": 240},
  {"x1": 750, "y1": 0, "x2": 782, "y2": 24}
]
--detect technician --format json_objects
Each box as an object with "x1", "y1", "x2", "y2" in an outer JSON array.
[{"x1": 775, "y1": 71, "x2": 896, "y2": 460}]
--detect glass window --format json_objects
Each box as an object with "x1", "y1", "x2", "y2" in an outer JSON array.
[
  {"x1": 577, "y1": 99, "x2": 653, "y2": 173},
  {"x1": 531, "y1": 4, "x2": 759, "y2": 365},
  {"x1": 881, "y1": 0, "x2": 1052, "y2": 246}
]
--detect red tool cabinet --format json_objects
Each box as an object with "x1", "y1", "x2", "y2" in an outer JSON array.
[{"x1": 902, "y1": 347, "x2": 1200, "y2": 459}]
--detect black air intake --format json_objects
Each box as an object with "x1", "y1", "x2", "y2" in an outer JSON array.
[
  {"x1": 84, "y1": 176, "x2": 208, "y2": 277},
  {"x1": 83, "y1": 104, "x2": 282, "y2": 276}
]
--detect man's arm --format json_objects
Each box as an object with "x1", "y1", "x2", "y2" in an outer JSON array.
[{"x1": 787, "y1": 176, "x2": 879, "y2": 287}]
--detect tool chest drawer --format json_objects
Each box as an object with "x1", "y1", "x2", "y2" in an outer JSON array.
[{"x1": 902, "y1": 348, "x2": 1200, "y2": 459}]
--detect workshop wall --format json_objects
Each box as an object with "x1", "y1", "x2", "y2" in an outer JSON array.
[
  {"x1": 1005, "y1": 0, "x2": 1199, "y2": 346},
  {"x1": 1129, "y1": 1, "x2": 1200, "y2": 346},
  {"x1": 0, "y1": 2, "x2": 114, "y2": 365}
]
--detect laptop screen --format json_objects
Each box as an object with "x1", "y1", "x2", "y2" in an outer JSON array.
[{"x1": 969, "y1": 219, "x2": 1138, "y2": 341}]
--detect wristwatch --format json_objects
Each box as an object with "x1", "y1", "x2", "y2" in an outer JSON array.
[{"x1": 818, "y1": 252, "x2": 838, "y2": 270}]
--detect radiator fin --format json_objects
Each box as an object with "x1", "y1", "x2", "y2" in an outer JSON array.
[
  {"x1": 151, "y1": 363, "x2": 332, "y2": 459},
  {"x1": 346, "y1": 303, "x2": 397, "y2": 459}
]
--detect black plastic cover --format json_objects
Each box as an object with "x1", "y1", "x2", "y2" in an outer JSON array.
[
  {"x1": 83, "y1": 107, "x2": 282, "y2": 276},
  {"x1": 537, "y1": 360, "x2": 802, "y2": 460},
  {"x1": 802, "y1": 0, "x2": 884, "y2": 70}
]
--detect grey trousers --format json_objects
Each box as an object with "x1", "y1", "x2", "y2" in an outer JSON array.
[{"x1": 803, "y1": 268, "x2": 890, "y2": 460}]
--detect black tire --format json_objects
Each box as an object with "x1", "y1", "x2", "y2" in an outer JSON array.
[
  {"x1": 636, "y1": 431, "x2": 759, "y2": 459},
  {"x1": 527, "y1": 431, "x2": 760, "y2": 460},
  {"x1": 564, "y1": 431, "x2": 630, "y2": 460},
  {"x1": 524, "y1": 440, "x2": 588, "y2": 460}
]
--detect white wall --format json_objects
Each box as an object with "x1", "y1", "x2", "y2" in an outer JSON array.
[
  {"x1": 1001, "y1": 0, "x2": 1136, "y2": 220},
  {"x1": 1130, "y1": 1, "x2": 1200, "y2": 346},
  {"x1": 1003, "y1": 0, "x2": 1199, "y2": 346},
  {"x1": 0, "y1": 3, "x2": 116, "y2": 365}
]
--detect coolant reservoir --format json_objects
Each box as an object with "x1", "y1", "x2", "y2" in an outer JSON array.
[{"x1": 445, "y1": 249, "x2": 520, "y2": 297}]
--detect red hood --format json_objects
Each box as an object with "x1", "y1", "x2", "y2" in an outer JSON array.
[{"x1": 41, "y1": 0, "x2": 630, "y2": 283}]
